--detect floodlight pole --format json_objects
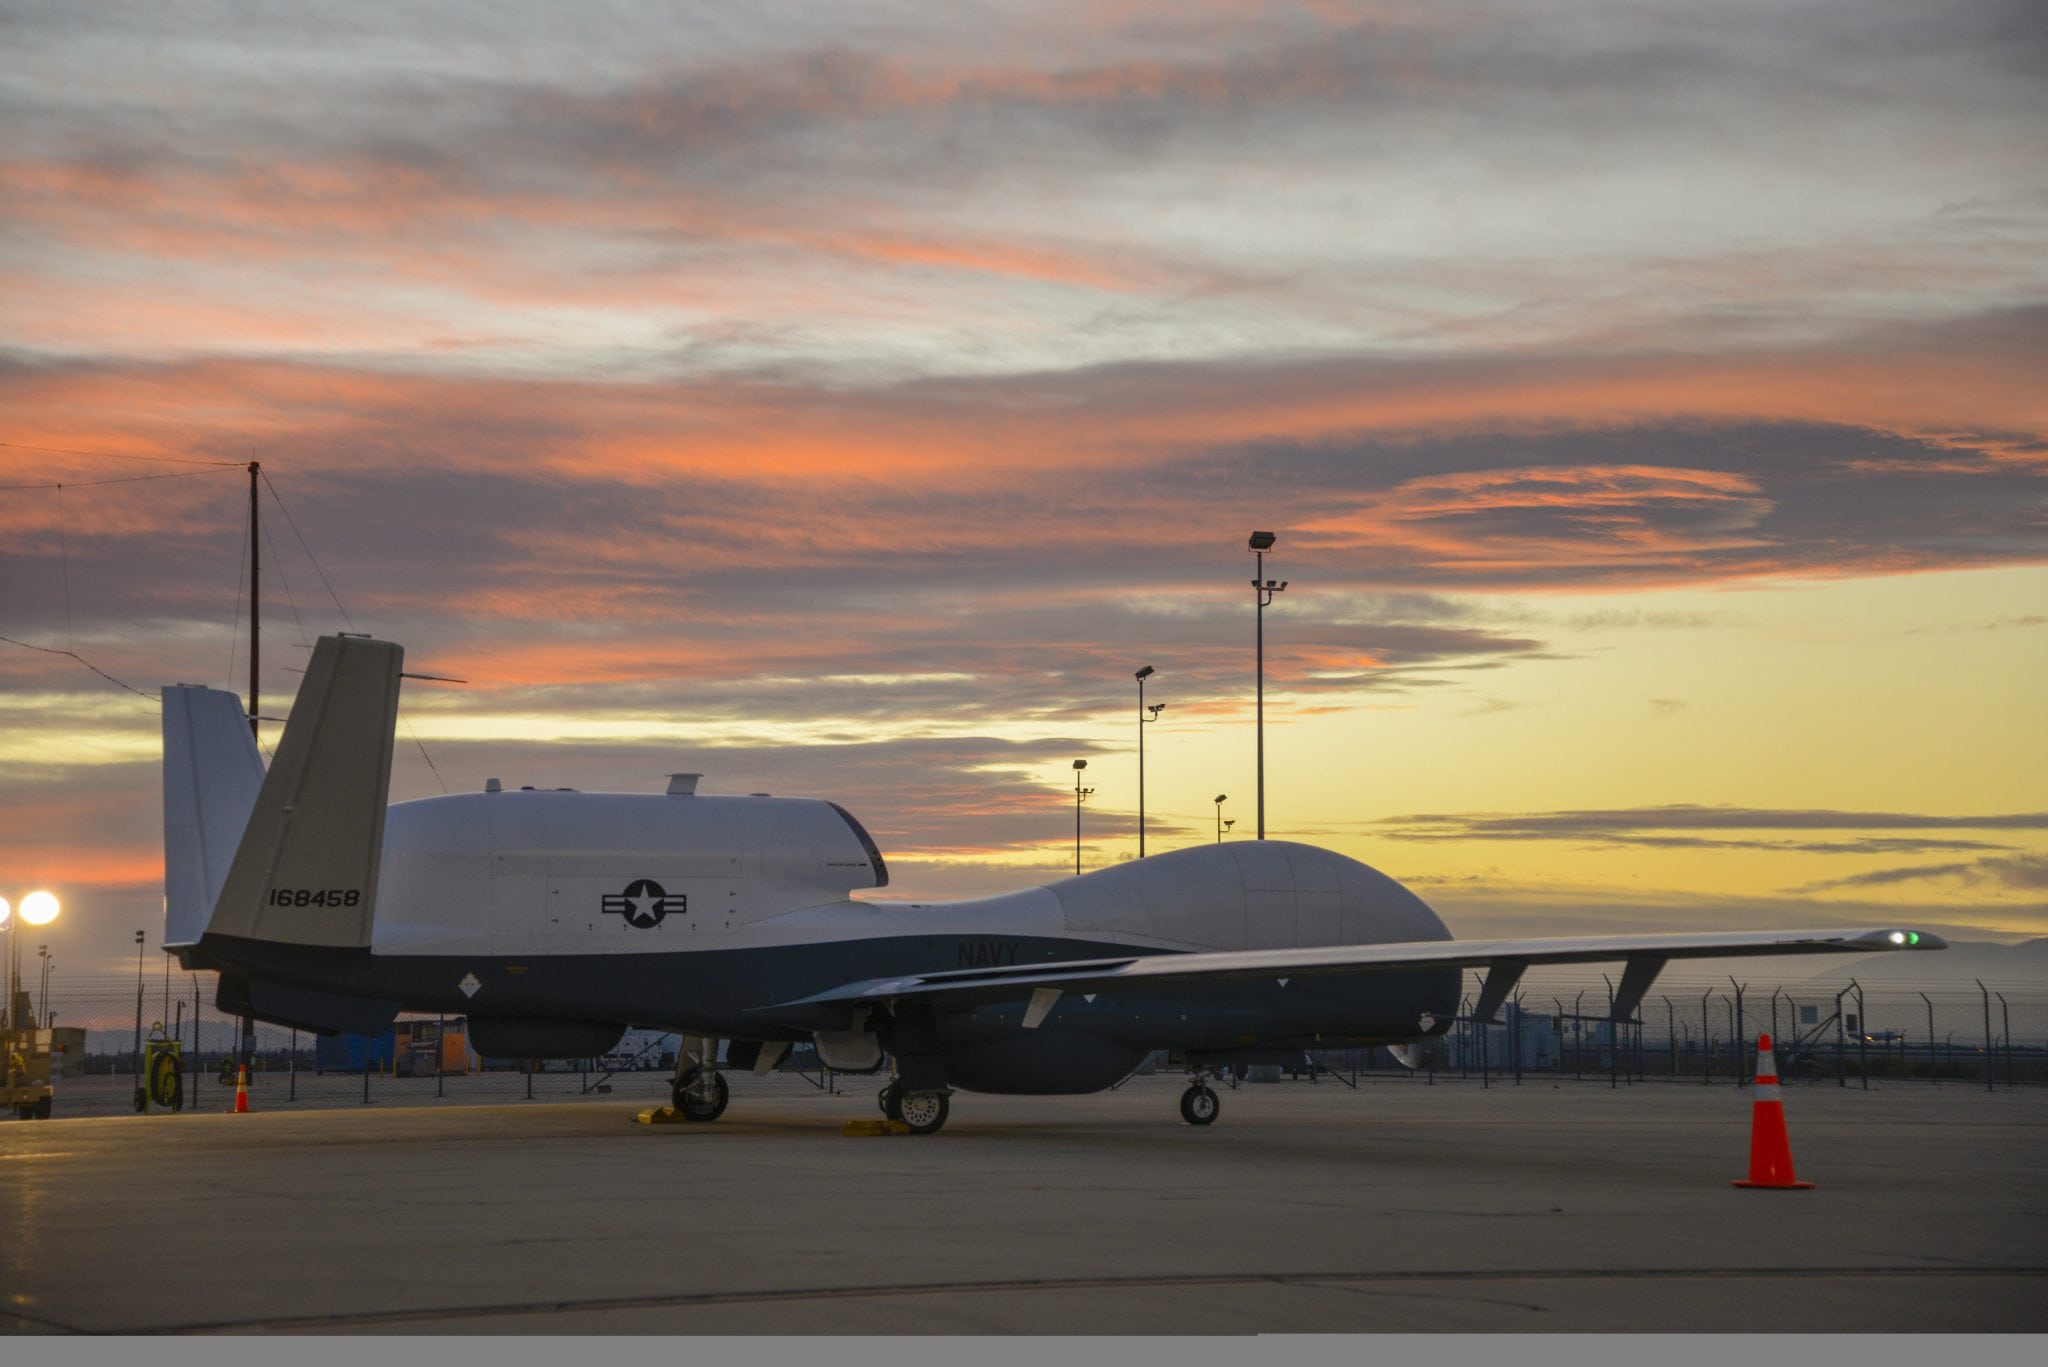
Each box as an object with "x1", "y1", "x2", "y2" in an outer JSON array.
[
  {"x1": 249, "y1": 461, "x2": 260, "y2": 743},
  {"x1": 1072, "y1": 760, "x2": 1094, "y2": 877},
  {"x1": 1136, "y1": 667, "x2": 1160, "y2": 858},
  {"x1": 1248, "y1": 533, "x2": 1286, "y2": 839},
  {"x1": 132, "y1": 929, "x2": 145, "y2": 1094},
  {"x1": 1214, "y1": 795, "x2": 1228, "y2": 843},
  {"x1": 243, "y1": 461, "x2": 262, "y2": 1090}
]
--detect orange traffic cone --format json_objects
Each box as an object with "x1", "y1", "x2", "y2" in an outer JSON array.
[
  {"x1": 232, "y1": 1063, "x2": 250, "y2": 1114},
  {"x1": 1732, "y1": 1033, "x2": 1811, "y2": 1190}
]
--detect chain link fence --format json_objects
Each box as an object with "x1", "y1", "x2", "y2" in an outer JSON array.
[{"x1": 12, "y1": 965, "x2": 2045, "y2": 1119}]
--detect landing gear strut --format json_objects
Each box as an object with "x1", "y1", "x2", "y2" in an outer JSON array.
[{"x1": 1179, "y1": 1071, "x2": 1220, "y2": 1126}]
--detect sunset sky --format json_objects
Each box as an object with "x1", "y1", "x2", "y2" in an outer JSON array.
[{"x1": 3, "y1": 1, "x2": 2044, "y2": 977}]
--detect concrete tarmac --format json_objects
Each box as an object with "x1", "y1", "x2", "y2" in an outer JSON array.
[{"x1": 4, "y1": 1077, "x2": 2044, "y2": 1334}]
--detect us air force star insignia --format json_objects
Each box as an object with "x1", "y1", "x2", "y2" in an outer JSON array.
[
  {"x1": 459, "y1": 973, "x2": 481, "y2": 998},
  {"x1": 602, "y1": 878, "x2": 684, "y2": 929}
]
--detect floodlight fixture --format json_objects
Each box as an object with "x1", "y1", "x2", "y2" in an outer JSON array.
[
  {"x1": 1248, "y1": 531, "x2": 1277, "y2": 551},
  {"x1": 20, "y1": 890, "x2": 60, "y2": 927}
]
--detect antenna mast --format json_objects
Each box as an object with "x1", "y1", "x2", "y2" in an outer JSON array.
[{"x1": 248, "y1": 461, "x2": 260, "y2": 741}]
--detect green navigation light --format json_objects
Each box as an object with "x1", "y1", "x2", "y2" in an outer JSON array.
[{"x1": 1908, "y1": 932, "x2": 1920, "y2": 946}]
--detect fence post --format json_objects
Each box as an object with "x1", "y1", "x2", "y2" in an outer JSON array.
[
  {"x1": 1511, "y1": 994, "x2": 1523, "y2": 1086},
  {"x1": 1729, "y1": 979, "x2": 1747, "y2": 1088},
  {"x1": 1573, "y1": 990, "x2": 1584, "y2": 1082},
  {"x1": 361, "y1": 1055, "x2": 370, "y2": 1104},
  {"x1": 1700, "y1": 990, "x2": 1712, "y2": 1085},
  {"x1": 437, "y1": 1014, "x2": 446, "y2": 1099},
  {"x1": 1459, "y1": 993, "x2": 1471, "y2": 1079},
  {"x1": 1482, "y1": 1004, "x2": 1499, "y2": 1090},
  {"x1": 1920, "y1": 993, "x2": 1936, "y2": 1084},
  {"x1": 1843, "y1": 983, "x2": 1859, "y2": 1090},
  {"x1": 1603, "y1": 975, "x2": 1617, "y2": 1090},
  {"x1": 1977, "y1": 980, "x2": 1994, "y2": 1093},
  {"x1": 1996, "y1": 993, "x2": 2011, "y2": 1089},
  {"x1": 1851, "y1": 981, "x2": 1867, "y2": 1090},
  {"x1": 290, "y1": 1027, "x2": 297, "y2": 1102},
  {"x1": 1662, "y1": 997, "x2": 1675, "y2": 1078}
]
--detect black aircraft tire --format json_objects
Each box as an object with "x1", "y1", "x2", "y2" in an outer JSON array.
[
  {"x1": 33, "y1": 1096, "x2": 51, "y2": 1120},
  {"x1": 14, "y1": 1106, "x2": 31, "y2": 1122},
  {"x1": 878, "y1": 1081, "x2": 903, "y2": 1121},
  {"x1": 899, "y1": 1090, "x2": 949, "y2": 1135},
  {"x1": 1180, "y1": 1085, "x2": 1220, "y2": 1126},
  {"x1": 678, "y1": 1072, "x2": 730, "y2": 1122}
]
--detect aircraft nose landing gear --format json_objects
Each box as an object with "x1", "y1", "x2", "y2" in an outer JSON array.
[{"x1": 1179, "y1": 1072, "x2": 1220, "y2": 1126}]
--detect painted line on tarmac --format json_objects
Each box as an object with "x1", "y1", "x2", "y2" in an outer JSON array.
[{"x1": 146, "y1": 1264, "x2": 2047, "y2": 1335}]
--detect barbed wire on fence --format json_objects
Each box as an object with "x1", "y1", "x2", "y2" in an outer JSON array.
[{"x1": 16, "y1": 967, "x2": 2044, "y2": 1119}]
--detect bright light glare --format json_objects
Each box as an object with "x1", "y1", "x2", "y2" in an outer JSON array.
[
  {"x1": 1889, "y1": 931, "x2": 1906, "y2": 945},
  {"x1": 0, "y1": 896, "x2": 10, "y2": 926},
  {"x1": 18, "y1": 890, "x2": 60, "y2": 926}
]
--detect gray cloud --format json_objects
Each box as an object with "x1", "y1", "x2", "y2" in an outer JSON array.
[
  {"x1": 1374, "y1": 806, "x2": 2048, "y2": 857},
  {"x1": 1792, "y1": 853, "x2": 2048, "y2": 894}
]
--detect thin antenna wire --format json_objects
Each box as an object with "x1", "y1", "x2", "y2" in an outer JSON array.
[
  {"x1": 401, "y1": 711, "x2": 450, "y2": 795},
  {"x1": 258, "y1": 498, "x2": 311, "y2": 647},
  {"x1": 227, "y1": 492, "x2": 249, "y2": 692},
  {"x1": 0, "y1": 468, "x2": 244, "y2": 492},
  {"x1": 0, "y1": 635, "x2": 157, "y2": 699},
  {"x1": 261, "y1": 468, "x2": 447, "y2": 791},
  {"x1": 56, "y1": 482, "x2": 72, "y2": 650},
  {"x1": 261, "y1": 471, "x2": 354, "y2": 631}
]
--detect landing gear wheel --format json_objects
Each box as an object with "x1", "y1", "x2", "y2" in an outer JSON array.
[
  {"x1": 673, "y1": 1067, "x2": 730, "y2": 1122},
  {"x1": 1180, "y1": 1084, "x2": 1220, "y2": 1126},
  {"x1": 898, "y1": 1090, "x2": 950, "y2": 1135},
  {"x1": 878, "y1": 1081, "x2": 904, "y2": 1121},
  {"x1": 32, "y1": 1096, "x2": 51, "y2": 1120}
]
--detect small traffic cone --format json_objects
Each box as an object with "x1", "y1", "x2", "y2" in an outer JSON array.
[
  {"x1": 232, "y1": 1063, "x2": 250, "y2": 1114},
  {"x1": 1732, "y1": 1033, "x2": 1811, "y2": 1190}
]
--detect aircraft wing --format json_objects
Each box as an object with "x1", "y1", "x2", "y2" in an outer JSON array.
[{"x1": 760, "y1": 925, "x2": 1944, "y2": 1025}]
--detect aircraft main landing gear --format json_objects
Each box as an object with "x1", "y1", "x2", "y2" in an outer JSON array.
[
  {"x1": 672, "y1": 1063, "x2": 729, "y2": 1122},
  {"x1": 878, "y1": 1081, "x2": 949, "y2": 1133},
  {"x1": 898, "y1": 1090, "x2": 950, "y2": 1135},
  {"x1": 1179, "y1": 1073, "x2": 1220, "y2": 1126}
]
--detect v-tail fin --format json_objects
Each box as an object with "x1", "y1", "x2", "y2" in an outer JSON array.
[
  {"x1": 206, "y1": 634, "x2": 404, "y2": 949},
  {"x1": 161, "y1": 683, "x2": 266, "y2": 950}
]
